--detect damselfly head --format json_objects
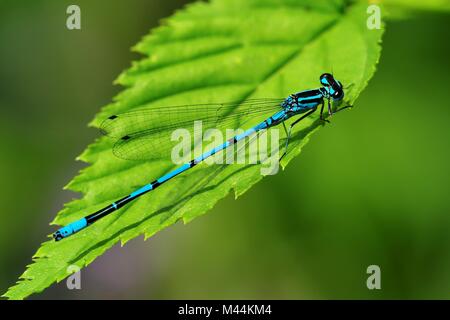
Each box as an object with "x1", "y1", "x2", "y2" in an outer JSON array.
[
  {"x1": 320, "y1": 73, "x2": 334, "y2": 86},
  {"x1": 320, "y1": 73, "x2": 344, "y2": 101}
]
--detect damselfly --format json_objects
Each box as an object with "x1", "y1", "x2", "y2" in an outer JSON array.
[{"x1": 53, "y1": 73, "x2": 349, "y2": 241}]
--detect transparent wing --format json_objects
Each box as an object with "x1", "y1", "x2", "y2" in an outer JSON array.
[{"x1": 100, "y1": 99, "x2": 283, "y2": 160}]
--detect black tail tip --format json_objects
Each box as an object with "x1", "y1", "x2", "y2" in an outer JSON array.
[{"x1": 53, "y1": 231, "x2": 63, "y2": 241}]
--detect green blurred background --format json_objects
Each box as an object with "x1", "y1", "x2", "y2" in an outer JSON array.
[{"x1": 0, "y1": 1, "x2": 449, "y2": 299}]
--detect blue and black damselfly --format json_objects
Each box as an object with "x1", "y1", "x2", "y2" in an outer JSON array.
[{"x1": 53, "y1": 73, "x2": 350, "y2": 241}]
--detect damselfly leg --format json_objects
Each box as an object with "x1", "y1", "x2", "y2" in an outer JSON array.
[
  {"x1": 280, "y1": 102, "x2": 351, "y2": 161},
  {"x1": 327, "y1": 98, "x2": 333, "y2": 117},
  {"x1": 279, "y1": 107, "x2": 318, "y2": 161},
  {"x1": 320, "y1": 102, "x2": 330, "y2": 123},
  {"x1": 321, "y1": 101, "x2": 352, "y2": 122},
  {"x1": 334, "y1": 105, "x2": 353, "y2": 114}
]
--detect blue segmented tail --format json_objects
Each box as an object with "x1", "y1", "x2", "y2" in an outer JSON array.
[
  {"x1": 53, "y1": 218, "x2": 88, "y2": 241},
  {"x1": 52, "y1": 116, "x2": 277, "y2": 241}
]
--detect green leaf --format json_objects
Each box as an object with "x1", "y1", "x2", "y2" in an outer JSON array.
[
  {"x1": 3, "y1": 0, "x2": 383, "y2": 299},
  {"x1": 380, "y1": 0, "x2": 450, "y2": 19}
]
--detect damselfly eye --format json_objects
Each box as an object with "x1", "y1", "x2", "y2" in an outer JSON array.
[
  {"x1": 320, "y1": 73, "x2": 334, "y2": 86},
  {"x1": 333, "y1": 89, "x2": 344, "y2": 100}
]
